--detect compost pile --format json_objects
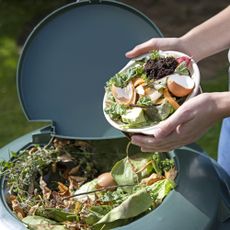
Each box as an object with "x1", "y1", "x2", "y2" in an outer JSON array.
[{"x1": 0, "y1": 139, "x2": 177, "y2": 230}]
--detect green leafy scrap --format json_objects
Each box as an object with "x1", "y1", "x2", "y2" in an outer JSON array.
[
  {"x1": 106, "y1": 65, "x2": 144, "y2": 89},
  {"x1": 36, "y1": 208, "x2": 77, "y2": 223},
  {"x1": 111, "y1": 157, "x2": 139, "y2": 185},
  {"x1": 137, "y1": 96, "x2": 153, "y2": 107},
  {"x1": 104, "y1": 102, "x2": 127, "y2": 121},
  {"x1": 175, "y1": 61, "x2": 190, "y2": 75},
  {"x1": 111, "y1": 153, "x2": 154, "y2": 185},
  {"x1": 148, "y1": 179, "x2": 175, "y2": 202},
  {"x1": 85, "y1": 205, "x2": 113, "y2": 225},
  {"x1": 95, "y1": 188, "x2": 152, "y2": 226},
  {"x1": 150, "y1": 50, "x2": 160, "y2": 60}
]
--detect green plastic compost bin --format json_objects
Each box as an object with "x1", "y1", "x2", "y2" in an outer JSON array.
[{"x1": 1, "y1": 1, "x2": 230, "y2": 229}]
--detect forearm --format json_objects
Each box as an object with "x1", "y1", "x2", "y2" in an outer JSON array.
[
  {"x1": 180, "y1": 5, "x2": 230, "y2": 62},
  {"x1": 211, "y1": 91, "x2": 230, "y2": 119}
]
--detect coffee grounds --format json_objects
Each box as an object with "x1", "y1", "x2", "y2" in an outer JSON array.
[{"x1": 144, "y1": 57, "x2": 178, "y2": 80}]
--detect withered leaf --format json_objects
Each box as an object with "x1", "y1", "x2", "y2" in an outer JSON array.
[
  {"x1": 40, "y1": 176, "x2": 52, "y2": 200},
  {"x1": 57, "y1": 153, "x2": 74, "y2": 163},
  {"x1": 10, "y1": 195, "x2": 26, "y2": 219},
  {"x1": 141, "y1": 173, "x2": 164, "y2": 186},
  {"x1": 58, "y1": 182, "x2": 70, "y2": 197}
]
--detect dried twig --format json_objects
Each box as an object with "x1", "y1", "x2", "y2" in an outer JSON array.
[{"x1": 62, "y1": 184, "x2": 135, "y2": 200}]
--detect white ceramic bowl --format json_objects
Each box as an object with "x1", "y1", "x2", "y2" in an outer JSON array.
[{"x1": 103, "y1": 50, "x2": 200, "y2": 135}]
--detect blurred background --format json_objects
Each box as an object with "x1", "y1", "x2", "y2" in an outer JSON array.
[{"x1": 0, "y1": 0, "x2": 229, "y2": 159}]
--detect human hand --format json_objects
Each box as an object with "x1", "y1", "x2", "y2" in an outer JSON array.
[
  {"x1": 131, "y1": 93, "x2": 221, "y2": 152},
  {"x1": 126, "y1": 37, "x2": 190, "y2": 59}
]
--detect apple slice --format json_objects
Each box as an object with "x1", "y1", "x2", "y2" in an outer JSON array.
[{"x1": 167, "y1": 74, "x2": 195, "y2": 97}]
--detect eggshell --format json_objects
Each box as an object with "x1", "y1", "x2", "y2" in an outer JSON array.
[
  {"x1": 130, "y1": 90, "x2": 137, "y2": 104},
  {"x1": 167, "y1": 74, "x2": 195, "y2": 97},
  {"x1": 97, "y1": 172, "x2": 117, "y2": 188},
  {"x1": 111, "y1": 81, "x2": 134, "y2": 105}
]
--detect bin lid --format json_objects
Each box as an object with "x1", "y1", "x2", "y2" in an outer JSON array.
[{"x1": 17, "y1": 0, "x2": 162, "y2": 139}]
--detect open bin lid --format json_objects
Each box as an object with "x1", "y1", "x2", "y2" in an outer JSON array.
[{"x1": 17, "y1": 0, "x2": 162, "y2": 140}]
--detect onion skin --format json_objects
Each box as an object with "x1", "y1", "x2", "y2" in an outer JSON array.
[{"x1": 111, "y1": 82, "x2": 134, "y2": 105}]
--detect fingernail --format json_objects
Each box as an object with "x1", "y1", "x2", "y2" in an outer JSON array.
[{"x1": 125, "y1": 51, "x2": 132, "y2": 57}]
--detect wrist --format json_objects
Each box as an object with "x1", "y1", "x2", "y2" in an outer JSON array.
[
  {"x1": 177, "y1": 36, "x2": 193, "y2": 58},
  {"x1": 210, "y1": 92, "x2": 230, "y2": 119},
  {"x1": 179, "y1": 35, "x2": 203, "y2": 62}
]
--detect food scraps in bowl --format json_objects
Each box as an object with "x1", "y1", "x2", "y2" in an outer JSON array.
[
  {"x1": 103, "y1": 50, "x2": 200, "y2": 133},
  {"x1": 0, "y1": 138, "x2": 177, "y2": 230}
]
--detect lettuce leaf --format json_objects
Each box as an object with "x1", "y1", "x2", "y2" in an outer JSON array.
[
  {"x1": 106, "y1": 64, "x2": 144, "y2": 88},
  {"x1": 137, "y1": 96, "x2": 153, "y2": 106},
  {"x1": 35, "y1": 208, "x2": 77, "y2": 222},
  {"x1": 175, "y1": 61, "x2": 190, "y2": 75},
  {"x1": 111, "y1": 157, "x2": 139, "y2": 186},
  {"x1": 85, "y1": 205, "x2": 113, "y2": 225},
  {"x1": 148, "y1": 178, "x2": 175, "y2": 202},
  {"x1": 111, "y1": 152, "x2": 155, "y2": 185},
  {"x1": 104, "y1": 102, "x2": 127, "y2": 121},
  {"x1": 150, "y1": 50, "x2": 160, "y2": 60},
  {"x1": 94, "y1": 188, "x2": 152, "y2": 226}
]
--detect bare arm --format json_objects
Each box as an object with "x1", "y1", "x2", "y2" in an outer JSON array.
[
  {"x1": 181, "y1": 5, "x2": 230, "y2": 61},
  {"x1": 126, "y1": 6, "x2": 230, "y2": 62}
]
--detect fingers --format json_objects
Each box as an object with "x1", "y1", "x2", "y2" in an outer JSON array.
[
  {"x1": 125, "y1": 38, "x2": 158, "y2": 58},
  {"x1": 131, "y1": 135, "x2": 156, "y2": 146},
  {"x1": 152, "y1": 107, "x2": 194, "y2": 138},
  {"x1": 131, "y1": 122, "x2": 194, "y2": 152},
  {"x1": 141, "y1": 146, "x2": 174, "y2": 152},
  {"x1": 125, "y1": 37, "x2": 180, "y2": 58},
  {"x1": 131, "y1": 134, "x2": 184, "y2": 152},
  {"x1": 130, "y1": 103, "x2": 196, "y2": 152},
  {"x1": 131, "y1": 134, "x2": 178, "y2": 151}
]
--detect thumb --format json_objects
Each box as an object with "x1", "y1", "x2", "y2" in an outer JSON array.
[
  {"x1": 125, "y1": 39, "x2": 157, "y2": 58},
  {"x1": 152, "y1": 109, "x2": 194, "y2": 138},
  {"x1": 125, "y1": 37, "x2": 179, "y2": 59}
]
